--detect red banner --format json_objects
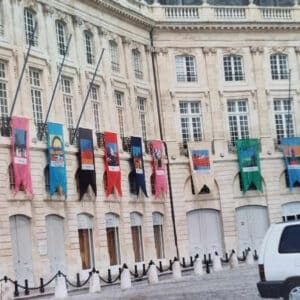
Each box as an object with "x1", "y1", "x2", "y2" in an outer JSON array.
[
  {"x1": 11, "y1": 116, "x2": 33, "y2": 196},
  {"x1": 104, "y1": 132, "x2": 122, "y2": 197},
  {"x1": 151, "y1": 140, "x2": 168, "y2": 198}
]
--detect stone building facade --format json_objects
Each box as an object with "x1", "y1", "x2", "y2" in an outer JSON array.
[{"x1": 0, "y1": 0, "x2": 300, "y2": 285}]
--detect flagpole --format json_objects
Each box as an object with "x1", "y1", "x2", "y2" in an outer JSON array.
[
  {"x1": 9, "y1": 23, "x2": 37, "y2": 118},
  {"x1": 287, "y1": 69, "x2": 292, "y2": 139},
  {"x1": 71, "y1": 48, "x2": 105, "y2": 145},
  {"x1": 38, "y1": 34, "x2": 72, "y2": 140}
]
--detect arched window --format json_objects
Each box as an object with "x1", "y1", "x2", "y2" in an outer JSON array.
[
  {"x1": 56, "y1": 20, "x2": 67, "y2": 56},
  {"x1": 130, "y1": 212, "x2": 144, "y2": 262},
  {"x1": 152, "y1": 212, "x2": 165, "y2": 259},
  {"x1": 77, "y1": 214, "x2": 94, "y2": 269},
  {"x1": 24, "y1": 8, "x2": 38, "y2": 46},
  {"x1": 223, "y1": 55, "x2": 244, "y2": 81},
  {"x1": 84, "y1": 30, "x2": 94, "y2": 64},
  {"x1": 105, "y1": 213, "x2": 121, "y2": 265},
  {"x1": 270, "y1": 53, "x2": 288, "y2": 80},
  {"x1": 132, "y1": 49, "x2": 143, "y2": 80},
  {"x1": 109, "y1": 40, "x2": 120, "y2": 72}
]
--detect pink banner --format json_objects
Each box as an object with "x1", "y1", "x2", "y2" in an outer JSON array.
[
  {"x1": 11, "y1": 117, "x2": 33, "y2": 196},
  {"x1": 151, "y1": 140, "x2": 167, "y2": 198}
]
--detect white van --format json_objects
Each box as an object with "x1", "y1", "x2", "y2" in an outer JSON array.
[{"x1": 257, "y1": 220, "x2": 300, "y2": 300}]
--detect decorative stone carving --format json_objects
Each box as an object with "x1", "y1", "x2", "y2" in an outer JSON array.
[
  {"x1": 97, "y1": 26, "x2": 108, "y2": 36},
  {"x1": 42, "y1": 3, "x2": 55, "y2": 15},
  {"x1": 271, "y1": 46, "x2": 286, "y2": 54},
  {"x1": 23, "y1": 0, "x2": 38, "y2": 11},
  {"x1": 250, "y1": 46, "x2": 264, "y2": 54},
  {"x1": 295, "y1": 47, "x2": 300, "y2": 54},
  {"x1": 72, "y1": 15, "x2": 83, "y2": 26},
  {"x1": 121, "y1": 36, "x2": 132, "y2": 45},
  {"x1": 202, "y1": 47, "x2": 216, "y2": 55}
]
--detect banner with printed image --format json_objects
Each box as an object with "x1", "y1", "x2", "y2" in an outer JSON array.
[
  {"x1": 78, "y1": 128, "x2": 97, "y2": 199},
  {"x1": 104, "y1": 131, "x2": 122, "y2": 197},
  {"x1": 236, "y1": 139, "x2": 262, "y2": 193},
  {"x1": 130, "y1": 136, "x2": 148, "y2": 197},
  {"x1": 281, "y1": 137, "x2": 300, "y2": 190},
  {"x1": 11, "y1": 116, "x2": 33, "y2": 196},
  {"x1": 47, "y1": 122, "x2": 67, "y2": 198}
]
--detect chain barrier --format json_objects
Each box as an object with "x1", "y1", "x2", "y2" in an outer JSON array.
[{"x1": 0, "y1": 249, "x2": 258, "y2": 297}]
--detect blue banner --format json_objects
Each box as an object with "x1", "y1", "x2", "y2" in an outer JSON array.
[
  {"x1": 281, "y1": 137, "x2": 300, "y2": 190},
  {"x1": 131, "y1": 136, "x2": 148, "y2": 197},
  {"x1": 47, "y1": 122, "x2": 67, "y2": 198}
]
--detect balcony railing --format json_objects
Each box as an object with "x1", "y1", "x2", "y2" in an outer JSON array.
[{"x1": 214, "y1": 7, "x2": 246, "y2": 19}]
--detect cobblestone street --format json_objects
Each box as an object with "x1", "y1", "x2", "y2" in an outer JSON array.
[{"x1": 35, "y1": 264, "x2": 275, "y2": 300}]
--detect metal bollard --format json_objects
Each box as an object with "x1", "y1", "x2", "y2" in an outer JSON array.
[
  {"x1": 24, "y1": 279, "x2": 29, "y2": 295},
  {"x1": 225, "y1": 253, "x2": 229, "y2": 262},
  {"x1": 203, "y1": 254, "x2": 207, "y2": 264},
  {"x1": 159, "y1": 261, "x2": 163, "y2": 272},
  {"x1": 14, "y1": 280, "x2": 19, "y2": 297},
  {"x1": 205, "y1": 261, "x2": 210, "y2": 274},
  {"x1": 190, "y1": 256, "x2": 194, "y2": 267},
  {"x1": 76, "y1": 273, "x2": 80, "y2": 287},
  {"x1": 107, "y1": 269, "x2": 112, "y2": 283},
  {"x1": 40, "y1": 278, "x2": 45, "y2": 293},
  {"x1": 134, "y1": 265, "x2": 138, "y2": 278},
  {"x1": 142, "y1": 264, "x2": 146, "y2": 276},
  {"x1": 169, "y1": 259, "x2": 173, "y2": 271},
  {"x1": 182, "y1": 257, "x2": 186, "y2": 268},
  {"x1": 208, "y1": 254, "x2": 212, "y2": 264}
]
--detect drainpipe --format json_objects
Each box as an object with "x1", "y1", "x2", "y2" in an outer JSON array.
[{"x1": 150, "y1": 28, "x2": 179, "y2": 259}]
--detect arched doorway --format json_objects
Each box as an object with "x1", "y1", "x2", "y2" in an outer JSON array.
[
  {"x1": 10, "y1": 215, "x2": 33, "y2": 284},
  {"x1": 236, "y1": 205, "x2": 269, "y2": 255},
  {"x1": 187, "y1": 209, "x2": 224, "y2": 257}
]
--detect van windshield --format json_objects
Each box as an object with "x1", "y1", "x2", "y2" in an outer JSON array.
[{"x1": 279, "y1": 225, "x2": 300, "y2": 253}]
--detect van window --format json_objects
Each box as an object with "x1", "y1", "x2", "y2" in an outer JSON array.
[{"x1": 279, "y1": 225, "x2": 300, "y2": 253}]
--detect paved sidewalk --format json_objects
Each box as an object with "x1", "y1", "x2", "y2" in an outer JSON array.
[{"x1": 34, "y1": 264, "x2": 275, "y2": 300}]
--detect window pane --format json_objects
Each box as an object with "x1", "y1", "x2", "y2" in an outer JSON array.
[
  {"x1": 78, "y1": 229, "x2": 91, "y2": 269},
  {"x1": 106, "y1": 227, "x2": 120, "y2": 266},
  {"x1": 153, "y1": 225, "x2": 164, "y2": 259},
  {"x1": 279, "y1": 225, "x2": 300, "y2": 253},
  {"x1": 131, "y1": 226, "x2": 144, "y2": 262}
]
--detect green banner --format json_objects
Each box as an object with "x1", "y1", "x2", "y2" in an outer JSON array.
[{"x1": 236, "y1": 139, "x2": 262, "y2": 193}]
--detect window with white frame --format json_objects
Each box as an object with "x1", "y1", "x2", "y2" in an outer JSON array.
[
  {"x1": 273, "y1": 98, "x2": 294, "y2": 143},
  {"x1": 179, "y1": 101, "x2": 202, "y2": 143},
  {"x1": 130, "y1": 212, "x2": 144, "y2": 263},
  {"x1": 61, "y1": 77, "x2": 74, "y2": 129},
  {"x1": 227, "y1": 99, "x2": 250, "y2": 145},
  {"x1": 132, "y1": 49, "x2": 143, "y2": 80},
  {"x1": 90, "y1": 85, "x2": 101, "y2": 133},
  {"x1": 29, "y1": 68, "x2": 43, "y2": 126},
  {"x1": 56, "y1": 20, "x2": 67, "y2": 56},
  {"x1": 175, "y1": 55, "x2": 197, "y2": 82},
  {"x1": 223, "y1": 55, "x2": 244, "y2": 81},
  {"x1": 114, "y1": 91, "x2": 125, "y2": 138},
  {"x1": 152, "y1": 212, "x2": 165, "y2": 259},
  {"x1": 24, "y1": 8, "x2": 37, "y2": 46},
  {"x1": 84, "y1": 31, "x2": 94, "y2": 65},
  {"x1": 106, "y1": 213, "x2": 121, "y2": 266},
  {"x1": 109, "y1": 40, "x2": 120, "y2": 72},
  {"x1": 137, "y1": 97, "x2": 147, "y2": 141},
  {"x1": 0, "y1": 61, "x2": 8, "y2": 118},
  {"x1": 270, "y1": 54, "x2": 289, "y2": 80}
]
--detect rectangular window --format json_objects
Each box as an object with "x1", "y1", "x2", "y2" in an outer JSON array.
[
  {"x1": 223, "y1": 55, "x2": 244, "y2": 81},
  {"x1": 24, "y1": 9, "x2": 37, "y2": 46},
  {"x1": 84, "y1": 31, "x2": 94, "y2": 65},
  {"x1": 274, "y1": 98, "x2": 294, "y2": 143},
  {"x1": 78, "y1": 228, "x2": 94, "y2": 269},
  {"x1": 90, "y1": 85, "x2": 100, "y2": 132},
  {"x1": 109, "y1": 41, "x2": 120, "y2": 72},
  {"x1": 176, "y1": 55, "x2": 197, "y2": 82},
  {"x1": 270, "y1": 54, "x2": 288, "y2": 80},
  {"x1": 227, "y1": 99, "x2": 249, "y2": 145},
  {"x1": 0, "y1": 61, "x2": 8, "y2": 118},
  {"x1": 106, "y1": 227, "x2": 121, "y2": 266},
  {"x1": 56, "y1": 21, "x2": 67, "y2": 56},
  {"x1": 29, "y1": 68, "x2": 43, "y2": 126},
  {"x1": 115, "y1": 91, "x2": 125, "y2": 138},
  {"x1": 153, "y1": 224, "x2": 165, "y2": 259},
  {"x1": 179, "y1": 101, "x2": 202, "y2": 143},
  {"x1": 137, "y1": 97, "x2": 147, "y2": 141},
  {"x1": 61, "y1": 77, "x2": 74, "y2": 129},
  {"x1": 131, "y1": 226, "x2": 144, "y2": 262},
  {"x1": 132, "y1": 50, "x2": 143, "y2": 80}
]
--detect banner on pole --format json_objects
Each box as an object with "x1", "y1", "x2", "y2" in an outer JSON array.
[
  {"x1": 281, "y1": 137, "x2": 300, "y2": 190},
  {"x1": 78, "y1": 128, "x2": 97, "y2": 199},
  {"x1": 188, "y1": 142, "x2": 214, "y2": 193},
  {"x1": 151, "y1": 140, "x2": 167, "y2": 198},
  {"x1": 130, "y1": 136, "x2": 148, "y2": 197},
  {"x1": 11, "y1": 116, "x2": 33, "y2": 196},
  {"x1": 104, "y1": 132, "x2": 122, "y2": 197},
  {"x1": 236, "y1": 139, "x2": 262, "y2": 193},
  {"x1": 47, "y1": 122, "x2": 67, "y2": 198}
]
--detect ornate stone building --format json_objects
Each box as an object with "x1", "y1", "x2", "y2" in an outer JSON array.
[{"x1": 1, "y1": 0, "x2": 300, "y2": 284}]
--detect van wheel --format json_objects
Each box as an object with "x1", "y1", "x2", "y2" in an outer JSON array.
[{"x1": 283, "y1": 284, "x2": 300, "y2": 300}]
